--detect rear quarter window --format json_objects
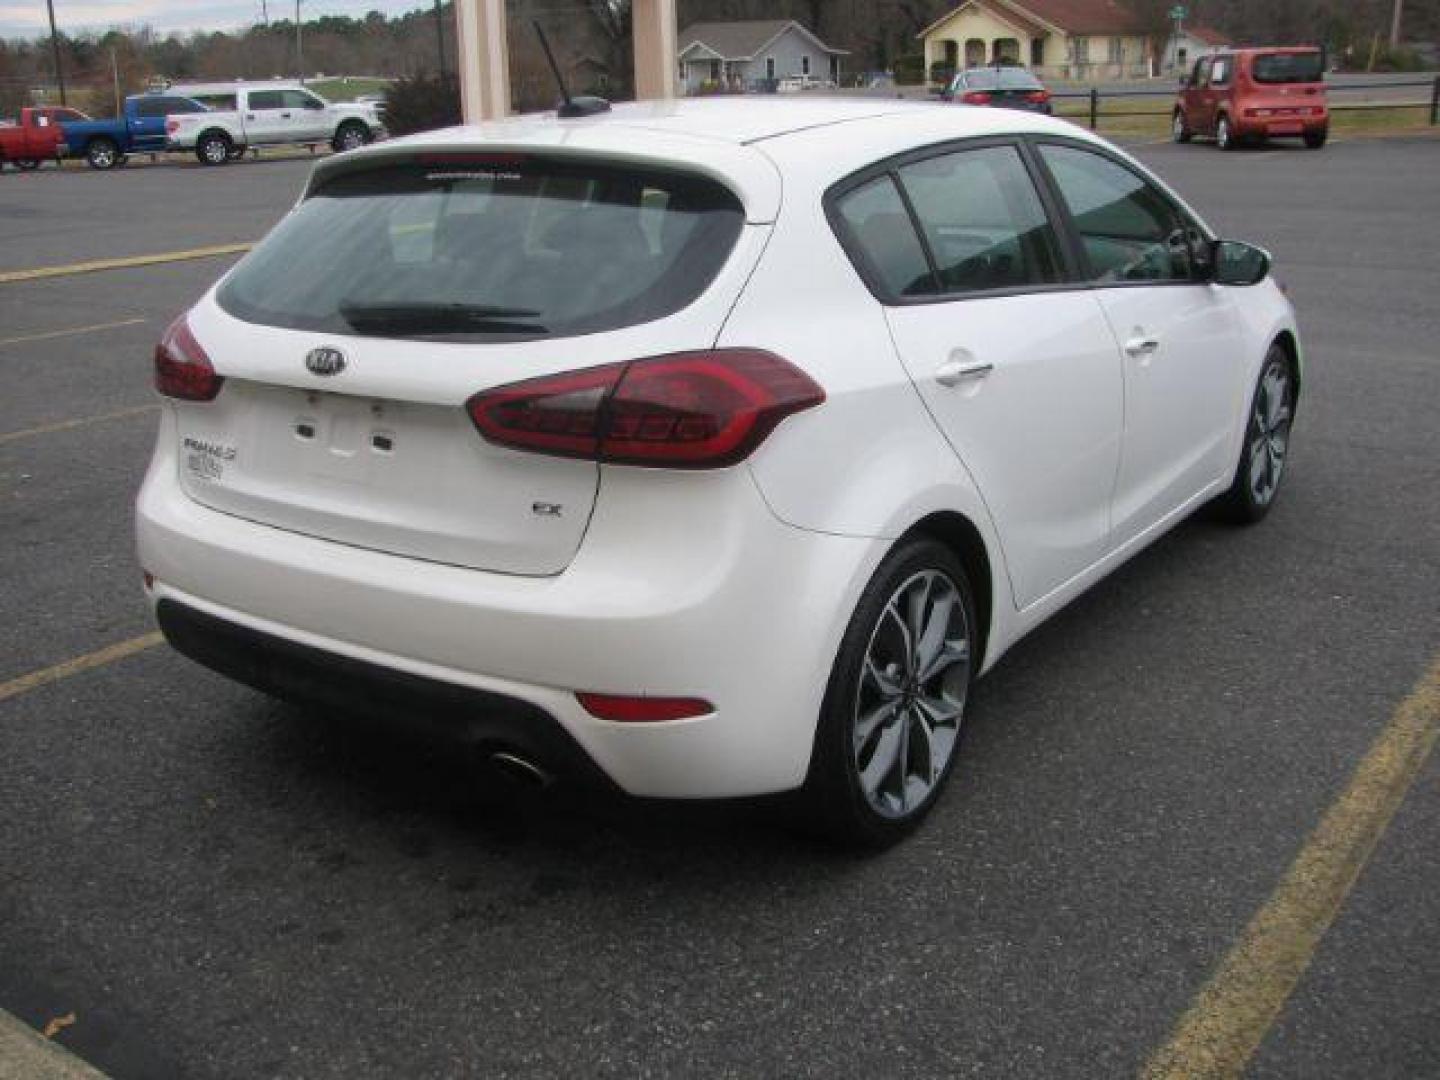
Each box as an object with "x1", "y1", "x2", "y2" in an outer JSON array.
[{"x1": 218, "y1": 157, "x2": 746, "y2": 341}]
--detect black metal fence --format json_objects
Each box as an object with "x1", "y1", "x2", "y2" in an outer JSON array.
[{"x1": 1049, "y1": 76, "x2": 1440, "y2": 131}]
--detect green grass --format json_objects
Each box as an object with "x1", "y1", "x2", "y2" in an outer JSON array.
[{"x1": 306, "y1": 77, "x2": 393, "y2": 102}]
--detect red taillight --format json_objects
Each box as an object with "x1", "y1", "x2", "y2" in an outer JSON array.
[
  {"x1": 466, "y1": 349, "x2": 824, "y2": 469},
  {"x1": 960, "y1": 91, "x2": 992, "y2": 105},
  {"x1": 1025, "y1": 89, "x2": 1050, "y2": 104},
  {"x1": 166, "y1": 119, "x2": 179, "y2": 134},
  {"x1": 576, "y1": 693, "x2": 714, "y2": 723},
  {"x1": 154, "y1": 314, "x2": 224, "y2": 401}
]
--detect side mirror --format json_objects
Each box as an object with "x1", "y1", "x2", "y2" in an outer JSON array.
[{"x1": 1211, "y1": 240, "x2": 1271, "y2": 286}]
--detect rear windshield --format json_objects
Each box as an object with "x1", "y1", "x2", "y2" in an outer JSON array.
[
  {"x1": 964, "y1": 69, "x2": 1043, "y2": 90},
  {"x1": 218, "y1": 157, "x2": 745, "y2": 341},
  {"x1": 1251, "y1": 52, "x2": 1324, "y2": 84}
]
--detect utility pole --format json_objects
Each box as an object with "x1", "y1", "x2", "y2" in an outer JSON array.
[
  {"x1": 111, "y1": 47, "x2": 121, "y2": 117},
  {"x1": 295, "y1": 0, "x2": 304, "y2": 82},
  {"x1": 1389, "y1": 0, "x2": 1404, "y2": 49},
  {"x1": 435, "y1": 0, "x2": 448, "y2": 80},
  {"x1": 261, "y1": 1, "x2": 269, "y2": 25},
  {"x1": 45, "y1": 0, "x2": 67, "y2": 105}
]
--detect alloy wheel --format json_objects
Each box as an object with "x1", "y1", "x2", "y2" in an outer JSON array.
[
  {"x1": 1248, "y1": 358, "x2": 1293, "y2": 507},
  {"x1": 852, "y1": 569, "x2": 971, "y2": 819}
]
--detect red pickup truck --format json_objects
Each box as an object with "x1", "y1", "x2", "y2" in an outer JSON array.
[{"x1": 0, "y1": 106, "x2": 89, "y2": 170}]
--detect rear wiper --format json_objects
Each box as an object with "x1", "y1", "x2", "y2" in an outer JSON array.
[{"x1": 338, "y1": 301, "x2": 548, "y2": 335}]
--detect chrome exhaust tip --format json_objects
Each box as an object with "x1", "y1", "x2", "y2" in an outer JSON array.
[{"x1": 488, "y1": 750, "x2": 554, "y2": 789}]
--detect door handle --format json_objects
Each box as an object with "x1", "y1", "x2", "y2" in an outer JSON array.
[
  {"x1": 281, "y1": 112, "x2": 292, "y2": 118},
  {"x1": 1124, "y1": 336, "x2": 1161, "y2": 358},
  {"x1": 934, "y1": 359, "x2": 994, "y2": 387}
]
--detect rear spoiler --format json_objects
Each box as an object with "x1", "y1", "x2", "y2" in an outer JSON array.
[{"x1": 300, "y1": 124, "x2": 783, "y2": 224}]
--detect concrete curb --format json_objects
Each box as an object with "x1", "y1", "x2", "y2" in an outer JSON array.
[{"x1": 0, "y1": 1010, "x2": 109, "y2": 1080}]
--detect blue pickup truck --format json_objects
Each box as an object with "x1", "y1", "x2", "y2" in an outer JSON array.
[{"x1": 60, "y1": 92, "x2": 210, "y2": 170}]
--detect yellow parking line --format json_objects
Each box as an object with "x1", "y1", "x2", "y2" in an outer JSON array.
[
  {"x1": 0, "y1": 633, "x2": 164, "y2": 705},
  {"x1": 0, "y1": 403, "x2": 159, "y2": 446},
  {"x1": 1143, "y1": 653, "x2": 1440, "y2": 1079},
  {"x1": 0, "y1": 242, "x2": 254, "y2": 284},
  {"x1": 0, "y1": 317, "x2": 147, "y2": 348}
]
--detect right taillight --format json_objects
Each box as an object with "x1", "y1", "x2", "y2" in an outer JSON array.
[
  {"x1": 466, "y1": 349, "x2": 824, "y2": 469},
  {"x1": 1025, "y1": 89, "x2": 1050, "y2": 104},
  {"x1": 154, "y1": 314, "x2": 224, "y2": 401}
]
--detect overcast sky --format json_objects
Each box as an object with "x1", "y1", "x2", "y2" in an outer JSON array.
[{"x1": 0, "y1": 1, "x2": 429, "y2": 38}]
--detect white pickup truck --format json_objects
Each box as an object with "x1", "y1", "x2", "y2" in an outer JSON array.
[{"x1": 166, "y1": 84, "x2": 384, "y2": 165}]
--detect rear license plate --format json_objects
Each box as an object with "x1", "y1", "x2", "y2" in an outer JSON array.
[{"x1": 1270, "y1": 123, "x2": 1303, "y2": 134}]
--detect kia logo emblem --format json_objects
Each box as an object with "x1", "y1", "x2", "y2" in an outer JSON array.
[{"x1": 305, "y1": 347, "x2": 347, "y2": 376}]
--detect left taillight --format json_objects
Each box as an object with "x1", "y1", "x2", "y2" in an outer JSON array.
[
  {"x1": 960, "y1": 91, "x2": 993, "y2": 105},
  {"x1": 154, "y1": 314, "x2": 224, "y2": 401},
  {"x1": 466, "y1": 349, "x2": 824, "y2": 469}
]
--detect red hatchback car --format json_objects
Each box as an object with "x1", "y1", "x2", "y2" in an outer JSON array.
[{"x1": 1174, "y1": 47, "x2": 1329, "y2": 150}]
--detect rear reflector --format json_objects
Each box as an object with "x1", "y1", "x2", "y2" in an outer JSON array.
[
  {"x1": 576, "y1": 693, "x2": 714, "y2": 723},
  {"x1": 154, "y1": 314, "x2": 224, "y2": 401},
  {"x1": 466, "y1": 349, "x2": 823, "y2": 469}
]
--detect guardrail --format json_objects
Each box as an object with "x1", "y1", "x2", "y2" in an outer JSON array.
[{"x1": 1051, "y1": 76, "x2": 1440, "y2": 131}]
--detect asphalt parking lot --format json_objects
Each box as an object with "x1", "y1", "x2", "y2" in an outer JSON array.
[{"x1": 2, "y1": 128, "x2": 1438, "y2": 1079}]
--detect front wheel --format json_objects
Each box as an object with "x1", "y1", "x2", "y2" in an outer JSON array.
[
  {"x1": 196, "y1": 132, "x2": 232, "y2": 166},
  {"x1": 332, "y1": 122, "x2": 370, "y2": 153},
  {"x1": 86, "y1": 137, "x2": 120, "y2": 170},
  {"x1": 1215, "y1": 345, "x2": 1296, "y2": 524},
  {"x1": 798, "y1": 539, "x2": 977, "y2": 846}
]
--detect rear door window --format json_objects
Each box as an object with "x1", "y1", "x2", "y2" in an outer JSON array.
[
  {"x1": 896, "y1": 145, "x2": 1061, "y2": 294},
  {"x1": 218, "y1": 157, "x2": 746, "y2": 341},
  {"x1": 248, "y1": 91, "x2": 284, "y2": 111}
]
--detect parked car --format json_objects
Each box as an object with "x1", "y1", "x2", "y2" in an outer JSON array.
[
  {"x1": 58, "y1": 93, "x2": 210, "y2": 169},
  {"x1": 942, "y1": 67, "x2": 1053, "y2": 113},
  {"x1": 1174, "y1": 47, "x2": 1328, "y2": 150},
  {"x1": 0, "y1": 106, "x2": 86, "y2": 170},
  {"x1": 165, "y1": 84, "x2": 385, "y2": 165},
  {"x1": 138, "y1": 99, "x2": 1299, "y2": 845},
  {"x1": 776, "y1": 75, "x2": 830, "y2": 93}
]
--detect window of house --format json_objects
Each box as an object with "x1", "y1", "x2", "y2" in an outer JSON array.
[
  {"x1": 802, "y1": 56, "x2": 811, "y2": 75},
  {"x1": 1108, "y1": 38, "x2": 1123, "y2": 63},
  {"x1": 1073, "y1": 36, "x2": 1090, "y2": 64}
]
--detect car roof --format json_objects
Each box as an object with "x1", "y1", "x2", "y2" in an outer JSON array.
[{"x1": 310, "y1": 97, "x2": 1097, "y2": 224}]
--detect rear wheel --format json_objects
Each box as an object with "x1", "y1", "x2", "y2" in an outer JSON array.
[
  {"x1": 332, "y1": 121, "x2": 370, "y2": 153},
  {"x1": 799, "y1": 539, "x2": 977, "y2": 847},
  {"x1": 1172, "y1": 110, "x2": 1193, "y2": 143},
  {"x1": 1304, "y1": 128, "x2": 1328, "y2": 150},
  {"x1": 1216, "y1": 115, "x2": 1237, "y2": 151},
  {"x1": 14, "y1": 158, "x2": 40, "y2": 170},
  {"x1": 86, "y1": 137, "x2": 120, "y2": 170},
  {"x1": 196, "y1": 131, "x2": 232, "y2": 166},
  {"x1": 1216, "y1": 344, "x2": 1296, "y2": 523}
]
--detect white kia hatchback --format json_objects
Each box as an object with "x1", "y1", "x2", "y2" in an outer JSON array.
[{"x1": 137, "y1": 98, "x2": 1300, "y2": 844}]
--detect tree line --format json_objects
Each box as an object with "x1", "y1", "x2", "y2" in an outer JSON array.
[{"x1": 2, "y1": 0, "x2": 1435, "y2": 119}]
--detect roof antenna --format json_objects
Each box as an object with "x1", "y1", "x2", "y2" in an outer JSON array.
[{"x1": 532, "y1": 20, "x2": 610, "y2": 118}]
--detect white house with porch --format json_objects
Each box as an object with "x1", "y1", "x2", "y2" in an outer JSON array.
[
  {"x1": 919, "y1": 0, "x2": 1157, "y2": 83},
  {"x1": 678, "y1": 20, "x2": 847, "y2": 94}
]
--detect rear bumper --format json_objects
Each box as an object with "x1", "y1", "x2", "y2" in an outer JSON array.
[
  {"x1": 137, "y1": 409, "x2": 883, "y2": 798},
  {"x1": 1235, "y1": 115, "x2": 1327, "y2": 137}
]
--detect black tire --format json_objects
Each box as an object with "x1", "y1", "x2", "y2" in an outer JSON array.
[
  {"x1": 15, "y1": 158, "x2": 41, "y2": 171},
  {"x1": 332, "y1": 121, "x2": 370, "y2": 153},
  {"x1": 1216, "y1": 114, "x2": 1238, "y2": 151},
  {"x1": 1304, "y1": 128, "x2": 1328, "y2": 150},
  {"x1": 85, "y1": 137, "x2": 120, "y2": 170},
  {"x1": 1215, "y1": 344, "x2": 1297, "y2": 524},
  {"x1": 797, "y1": 538, "x2": 978, "y2": 847},
  {"x1": 226, "y1": 144, "x2": 246, "y2": 161},
  {"x1": 196, "y1": 131, "x2": 232, "y2": 166},
  {"x1": 1172, "y1": 110, "x2": 1193, "y2": 143}
]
